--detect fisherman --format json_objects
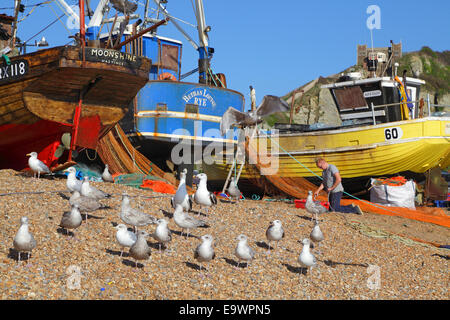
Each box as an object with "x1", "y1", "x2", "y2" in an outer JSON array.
[{"x1": 313, "y1": 157, "x2": 363, "y2": 215}]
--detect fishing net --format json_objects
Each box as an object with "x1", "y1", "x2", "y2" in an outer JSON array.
[{"x1": 97, "y1": 124, "x2": 193, "y2": 193}]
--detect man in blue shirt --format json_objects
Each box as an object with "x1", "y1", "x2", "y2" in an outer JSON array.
[{"x1": 313, "y1": 157, "x2": 363, "y2": 215}]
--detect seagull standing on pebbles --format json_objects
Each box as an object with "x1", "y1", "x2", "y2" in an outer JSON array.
[
  {"x1": 173, "y1": 204, "x2": 207, "y2": 239},
  {"x1": 298, "y1": 238, "x2": 317, "y2": 275},
  {"x1": 227, "y1": 176, "x2": 242, "y2": 202},
  {"x1": 59, "y1": 204, "x2": 83, "y2": 237},
  {"x1": 194, "y1": 234, "x2": 215, "y2": 277},
  {"x1": 129, "y1": 230, "x2": 151, "y2": 269},
  {"x1": 81, "y1": 177, "x2": 111, "y2": 200},
  {"x1": 310, "y1": 220, "x2": 324, "y2": 255},
  {"x1": 305, "y1": 190, "x2": 327, "y2": 223},
  {"x1": 266, "y1": 220, "x2": 284, "y2": 255},
  {"x1": 234, "y1": 234, "x2": 255, "y2": 269},
  {"x1": 66, "y1": 167, "x2": 82, "y2": 192},
  {"x1": 13, "y1": 217, "x2": 36, "y2": 265},
  {"x1": 69, "y1": 191, "x2": 107, "y2": 222},
  {"x1": 193, "y1": 173, "x2": 217, "y2": 219},
  {"x1": 115, "y1": 224, "x2": 137, "y2": 257},
  {"x1": 26, "y1": 152, "x2": 51, "y2": 179},
  {"x1": 171, "y1": 168, "x2": 192, "y2": 212},
  {"x1": 120, "y1": 194, "x2": 157, "y2": 232},
  {"x1": 102, "y1": 164, "x2": 114, "y2": 183},
  {"x1": 150, "y1": 218, "x2": 172, "y2": 253}
]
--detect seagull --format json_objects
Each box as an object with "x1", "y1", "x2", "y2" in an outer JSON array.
[
  {"x1": 81, "y1": 176, "x2": 111, "y2": 200},
  {"x1": 114, "y1": 224, "x2": 137, "y2": 258},
  {"x1": 194, "y1": 234, "x2": 215, "y2": 278},
  {"x1": 129, "y1": 230, "x2": 151, "y2": 269},
  {"x1": 298, "y1": 238, "x2": 317, "y2": 276},
  {"x1": 26, "y1": 152, "x2": 51, "y2": 179},
  {"x1": 173, "y1": 204, "x2": 207, "y2": 239},
  {"x1": 69, "y1": 191, "x2": 107, "y2": 222},
  {"x1": 13, "y1": 217, "x2": 36, "y2": 266},
  {"x1": 220, "y1": 95, "x2": 290, "y2": 135},
  {"x1": 59, "y1": 204, "x2": 83, "y2": 237},
  {"x1": 120, "y1": 194, "x2": 157, "y2": 232},
  {"x1": 171, "y1": 168, "x2": 192, "y2": 212},
  {"x1": 110, "y1": 0, "x2": 138, "y2": 14},
  {"x1": 305, "y1": 191, "x2": 327, "y2": 223},
  {"x1": 66, "y1": 167, "x2": 82, "y2": 193},
  {"x1": 193, "y1": 173, "x2": 217, "y2": 219},
  {"x1": 150, "y1": 218, "x2": 172, "y2": 253},
  {"x1": 266, "y1": 220, "x2": 285, "y2": 255},
  {"x1": 102, "y1": 164, "x2": 114, "y2": 183},
  {"x1": 227, "y1": 176, "x2": 242, "y2": 202},
  {"x1": 234, "y1": 234, "x2": 255, "y2": 269},
  {"x1": 310, "y1": 220, "x2": 324, "y2": 255}
]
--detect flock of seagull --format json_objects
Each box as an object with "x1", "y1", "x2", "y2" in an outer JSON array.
[{"x1": 12, "y1": 152, "x2": 329, "y2": 277}]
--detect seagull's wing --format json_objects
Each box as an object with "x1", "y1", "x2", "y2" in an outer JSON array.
[
  {"x1": 220, "y1": 107, "x2": 247, "y2": 135},
  {"x1": 36, "y1": 159, "x2": 51, "y2": 173},
  {"x1": 184, "y1": 214, "x2": 206, "y2": 228},
  {"x1": 209, "y1": 192, "x2": 217, "y2": 205},
  {"x1": 256, "y1": 95, "x2": 290, "y2": 117},
  {"x1": 110, "y1": 0, "x2": 137, "y2": 14}
]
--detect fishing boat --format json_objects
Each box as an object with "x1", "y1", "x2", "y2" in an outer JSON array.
[
  {"x1": 0, "y1": 2, "x2": 152, "y2": 172},
  {"x1": 203, "y1": 42, "x2": 450, "y2": 196},
  {"x1": 82, "y1": 0, "x2": 245, "y2": 180}
]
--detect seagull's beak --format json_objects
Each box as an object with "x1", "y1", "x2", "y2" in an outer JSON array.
[{"x1": 26, "y1": 153, "x2": 31, "y2": 156}]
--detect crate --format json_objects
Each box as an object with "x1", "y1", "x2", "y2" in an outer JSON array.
[{"x1": 295, "y1": 199, "x2": 330, "y2": 210}]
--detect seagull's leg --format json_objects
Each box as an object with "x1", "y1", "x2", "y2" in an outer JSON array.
[
  {"x1": 120, "y1": 247, "x2": 123, "y2": 258},
  {"x1": 17, "y1": 252, "x2": 21, "y2": 266},
  {"x1": 267, "y1": 241, "x2": 271, "y2": 255},
  {"x1": 38, "y1": 171, "x2": 40, "y2": 179},
  {"x1": 159, "y1": 243, "x2": 161, "y2": 254}
]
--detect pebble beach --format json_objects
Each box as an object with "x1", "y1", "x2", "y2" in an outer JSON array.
[{"x1": 0, "y1": 169, "x2": 448, "y2": 300}]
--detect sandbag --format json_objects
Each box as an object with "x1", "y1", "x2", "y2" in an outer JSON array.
[{"x1": 370, "y1": 178, "x2": 416, "y2": 209}]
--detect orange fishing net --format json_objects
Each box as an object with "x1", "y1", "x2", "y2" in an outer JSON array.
[{"x1": 140, "y1": 179, "x2": 176, "y2": 194}]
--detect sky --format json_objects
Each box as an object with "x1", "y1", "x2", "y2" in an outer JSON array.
[{"x1": 4, "y1": 0, "x2": 450, "y2": 109}]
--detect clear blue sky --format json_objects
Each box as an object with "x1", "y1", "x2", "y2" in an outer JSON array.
[{"x1": 5, "y1": 0, "x2": 450, "y2": 108}]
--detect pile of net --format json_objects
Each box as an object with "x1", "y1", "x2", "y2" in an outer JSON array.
[{"x1": 114, "y1": 173, "x2": 176, "y2": 194}]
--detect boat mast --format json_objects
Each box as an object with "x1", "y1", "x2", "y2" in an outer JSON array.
[
  {"x1": 193, "y1": 0, "x2": 212, "y2": 84},
  {"x1": 11, "y1": 0, "x2": 22, "y2": 49},
  {"x1": 79, "y1": 0, "x2": 86, "y2": 45}
]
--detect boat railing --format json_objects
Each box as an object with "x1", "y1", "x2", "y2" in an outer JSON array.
[{"x1": 368, "y1": 94, "x2": 447, "y2": 124}]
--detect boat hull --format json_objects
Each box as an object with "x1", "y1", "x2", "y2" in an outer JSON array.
[
  {"x1": 0, "y1": 46, "x2": 151, "y2": 170},
  {"x1": 121, "y1": 80, "x2": 245, "y2": 168}
]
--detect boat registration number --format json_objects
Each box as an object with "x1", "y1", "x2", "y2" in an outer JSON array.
[
  {"x1": 0, "y1": 59, "x2": 29, "y2": 83},
  {"x1": 384, "y1": 127, "x2": 403, "y2": 141}
]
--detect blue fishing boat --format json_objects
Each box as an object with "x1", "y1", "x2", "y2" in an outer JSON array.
[{"x1": 84, "y1": 0, "x2": 245, "y2": 177}]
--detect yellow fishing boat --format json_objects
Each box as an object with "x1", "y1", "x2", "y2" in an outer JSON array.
[
  {"x1": 204, "y1": 116, "x2": 450, "y2": 193},
  {"x1": 203, "y1": 42, "x2": 450, "y2": 195}
]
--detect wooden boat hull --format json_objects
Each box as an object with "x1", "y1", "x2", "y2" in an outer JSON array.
[
  {"x1": 203, "y1": 117, "x2": 450, "y2": 194},
  {"x1": 0, "y1": 46, "x2": 151, "y2": 170}
]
